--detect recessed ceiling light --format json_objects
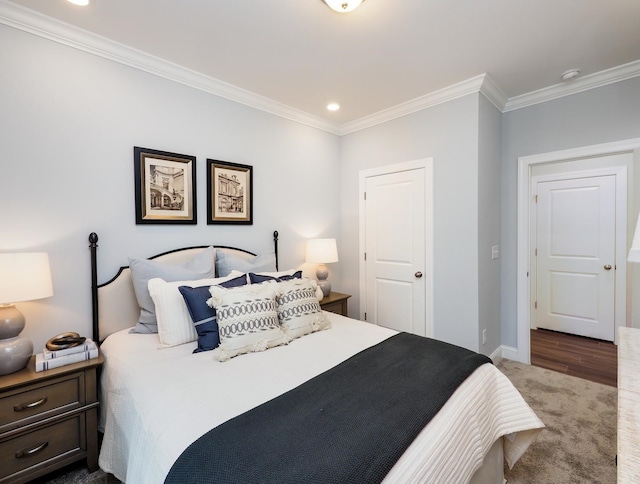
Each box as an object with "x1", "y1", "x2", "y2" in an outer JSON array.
[
  {"x1": 67, "y1": 0, "x2": 90, "y2": 6},
  {"x1": 327, "y1": 103, "x2": 340, "y2": 111}
]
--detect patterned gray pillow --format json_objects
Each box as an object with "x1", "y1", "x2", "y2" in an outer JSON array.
[
  {"x1": 207, "y1": 282, "x2": 287, "y2": 362},
  {"x1": 276, "y1": 279, "x2": 331, "y2": 340}
]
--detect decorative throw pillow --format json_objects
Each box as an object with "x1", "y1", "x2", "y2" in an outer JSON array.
[
  {"x1": 129, "y1": 247, "x2": 215, "y2": 333},
  {"x1": 275, "y1": 278, "x2": 331, "y2": 340},
  {"x1": 178, "y1": 274, "x2": 248, "y2": 353},
  {"x1": 248, "y1": 270, "x2": 302, "y2": 284},
  {"x1": 215, "y1": 250, "x2": 277, "y2": 277},
  {"x1": 207, "y1": 282, "x2": 287, "y2": 362},
  {"x1": 148, "y1": 274, "x2": 236, "y2": 348}
]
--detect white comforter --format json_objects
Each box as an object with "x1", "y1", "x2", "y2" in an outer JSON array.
[{"x1": 99, "y1": 313, "x2": 543, "y2": 483}]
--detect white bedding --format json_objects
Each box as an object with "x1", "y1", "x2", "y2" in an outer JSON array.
[{"x1": 98, "y1": 313, "x2": 543, "y2": 484}]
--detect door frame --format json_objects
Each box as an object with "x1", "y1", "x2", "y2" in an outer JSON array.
[
  {"x1": 516, "y1": 138, "x2": 640, "y2": 363},
  {"x1": 358, "y1": 158, "x2": 434, "y2": 337},
  {"x1": 530, "y1": 167, "x2": 626, "y2": 341}
]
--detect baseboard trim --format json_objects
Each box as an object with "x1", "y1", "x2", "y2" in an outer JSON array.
[
  {"x1": 489, "y1": 345, "x2": 504, "y2": 364},
  {"x1": 499, "y1": 345, "x2": 520, "y2": 362}
]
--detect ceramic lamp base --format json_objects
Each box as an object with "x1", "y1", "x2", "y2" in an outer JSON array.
[
  {"x1": 0, "y1": 336, "x2": 33, "y2": 375},
  {"x1": 316, "y1": 264, "x2": 331, "y2": 297},
  {"x1": 0, "y1": 305, "x2": 33, "y2": 375}
]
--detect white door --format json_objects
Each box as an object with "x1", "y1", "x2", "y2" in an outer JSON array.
[
  {"x1": 535, "y1": 175, "x2": 616, "y2": 341},
  {"x1": 362, "y1": 167, "x2": 427, "y2": 336}
]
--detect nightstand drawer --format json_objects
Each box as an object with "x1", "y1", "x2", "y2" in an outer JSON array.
[
  {"x1": 0, "y1": 413, "x2": 84, "y2": 481},
  {"x1": 321, "y1": 301, "x2": 346, "y2": 315},
  {"x1": 319, "y1": 292, "x2": 350, "y2": 317},
  {"x1": 0, "y1": 373, "x2": 84, "y2": 433}
]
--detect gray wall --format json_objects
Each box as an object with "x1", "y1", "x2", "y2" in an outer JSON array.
[
  {"x1": 340, "y1": 94, "x2": 484, "y2": 351},
  {"x1": 477, "y1": 95, "x2": 502, "y2": 355},
  {"x1": 500, "y1": 77, "x2": 640, "y2": 347},
  {"x1": 0, "y1": 25, "x2": 342, "y2": 352},
  {"x1": 5, "y1": 19, "x2": 639, "y2": 358}
]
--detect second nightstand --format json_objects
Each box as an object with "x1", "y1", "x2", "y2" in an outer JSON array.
[{"x1": 320, "y1": 292, "x2": 351, "y2": 317}]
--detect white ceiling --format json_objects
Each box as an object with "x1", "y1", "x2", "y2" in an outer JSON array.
[{"x1": 3, "y1": 0, "x2": 640, "y2": 132}]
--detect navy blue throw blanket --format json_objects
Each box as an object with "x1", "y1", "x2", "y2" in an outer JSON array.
[{"x1": 165, "y1": 332, "x2": 492, "y2": 484}]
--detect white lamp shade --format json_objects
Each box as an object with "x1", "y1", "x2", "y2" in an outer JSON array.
[
  {"x1": 322, "y1": 0, "x2": 364, "y2": 13},
  {"x1": 306, "y1": 239, "x2": 339, "y2": 264},
  {"x1": 0, "y1": 253, "x2": 54, "y2": 304}
]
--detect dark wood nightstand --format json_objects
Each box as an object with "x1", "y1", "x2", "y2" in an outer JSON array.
[
  {"x1": 320, "y1": 292, "x2": 351, "y2": 316},
  {"x1": 0, "y1": 353, "x2": 103, "y2": 484}
]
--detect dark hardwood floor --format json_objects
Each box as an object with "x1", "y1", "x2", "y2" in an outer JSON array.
[{"x1": 530, "y1": 328, "x2": 618, "y2": 387}]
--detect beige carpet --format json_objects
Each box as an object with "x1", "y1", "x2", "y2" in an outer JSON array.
[{"x1": 498, "y1": 359, "x2": 617, "y2": 484}]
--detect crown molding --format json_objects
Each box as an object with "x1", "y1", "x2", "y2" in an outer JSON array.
[
  {"x1": 479, "y1": 74, "x2": 508, "y2": 112},
  {"x1": 504, "y1": 59, "x2": 640, "y2": 112},
  {"x1": 339, "y1": 74, "x2": 489, "y2": 135},
  {"x1": 0, "y1": 0, "x2": 342, "y2": 135},
  {"x1": 1, "y1": 0, "x2": 638, "y2": 135},
  {"x1": 340, "y1": 73, "x2": 508, "y2": 135}
]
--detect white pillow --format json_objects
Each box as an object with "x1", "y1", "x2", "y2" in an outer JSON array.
[
  {"x1": 276, "y1": 279, "x2": 331, "y2": 340},
  {"x1": 148, "y1": 273, "x2": 242, "y2": 348},
  {"x1": 207, "y1": 282, "x2": 288, "y2": 362}
]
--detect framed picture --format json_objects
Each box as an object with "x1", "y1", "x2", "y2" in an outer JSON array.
[
  {"x1": 206, "y1": 159, "x2": 253, "y2": 225},
  {"x1": 134, "y1": 147, "x2": 197, "y2": 224}
]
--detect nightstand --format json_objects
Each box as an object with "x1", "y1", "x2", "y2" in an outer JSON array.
[
  {"x1": 320, "y1": 292, "x2": 351, "y2": 316},
  {"x1": 0, "y1": 353, "x2": 103, "y2": 484}
]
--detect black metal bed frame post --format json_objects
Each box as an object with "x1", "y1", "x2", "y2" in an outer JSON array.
[
  {"x1": 89, "y1": 232, "x2": 99, "y2": 343},
  {"x1": 273, "y1": 230, "x2": 279, "y2": 271}
]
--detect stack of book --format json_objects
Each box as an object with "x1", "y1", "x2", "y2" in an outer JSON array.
[{"x1": 35, "y1": 338, "x2": 99, "y2": 372}]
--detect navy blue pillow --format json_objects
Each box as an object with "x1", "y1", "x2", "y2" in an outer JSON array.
[
  {"x1": 178, "y1": 274, "x2": 248, "y2": 353},
  {"x1": 248, "y1": 270, "x2": 302, "y2": 284}
]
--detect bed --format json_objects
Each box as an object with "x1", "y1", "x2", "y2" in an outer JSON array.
[{"x1": 89, "y1": 231, "x2": 543, "y2": 484}]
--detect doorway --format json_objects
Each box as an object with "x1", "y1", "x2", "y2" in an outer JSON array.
[
  {"x1": 516, "y1": 139, "x2": 639, "y2": 364},
  {"x1": 532, "y1": 173, "x2": 618, "y2": 341},
  {"x1": 358, "y1": 158, "x2": 433, "y2": 337}
]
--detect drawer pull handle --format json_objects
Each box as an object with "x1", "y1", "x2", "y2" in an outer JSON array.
[
  {"x1": 14, "y1": 397, "x2": 48, "y2": 412},
  {"x1": 15, "y1": 441, "x2": 49, "y2": 459}
]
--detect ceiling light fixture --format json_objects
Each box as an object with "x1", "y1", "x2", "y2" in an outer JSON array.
[
  {"x1": 67, "y1": 0, "x2": 90, "y2": 6},
  {"x1": 561, "y1": 68, "x2": 580, "y2": 82},
  {"x1": 322, "y1": 0, "x2": 365, "y2": 13},
  {"x1": 327, "y1": 103, "x2": 340, "y2": 111}
]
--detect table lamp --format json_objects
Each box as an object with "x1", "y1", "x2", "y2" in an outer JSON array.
[
  {"x1": 0, "y1": 252, "x2": 53, "y2": 375},
  {"x1": 306, "y1": 238, "x2": 338, "y2": 298}
]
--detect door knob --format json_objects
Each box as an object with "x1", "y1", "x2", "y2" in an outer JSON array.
[
  {"x1": 415, "y1": 271, "x2": 423, "y2": 278},
  {"x1": 604, "y1": 265, "x2": 612, "y2": 270}
]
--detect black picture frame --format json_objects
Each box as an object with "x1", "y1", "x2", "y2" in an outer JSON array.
[
  {"x1": 134, "y1": 146, "x2": 197, "y2": 225},
  {"x1": 206, "y1": 159, "x2": 253, "y2": 225}
]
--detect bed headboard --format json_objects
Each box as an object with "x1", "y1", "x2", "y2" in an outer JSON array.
[{"x1": 89, "y1": 231, "x2": 279, "y2": 343}]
